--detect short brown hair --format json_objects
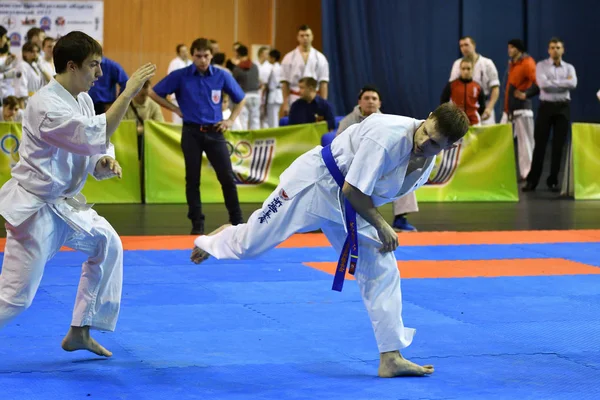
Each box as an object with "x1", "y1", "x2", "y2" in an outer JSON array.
[
  {"x1": 549, "y1": 37, "x2": 564, "y2": 46},
  {"x1": 460, "y1": 36, "x2": 476, "y2": 45},
  {"x1": 190, "y1": 38, "x2": 213, "y2": 55},
  {"x1": 54, "y1": 31, "x2": 103, "y2": 74},
  {"x1": 2, "y1": 95, "x2": 19, "y2": 109},
  {"x1": 431, "y1": 103, "x2": 470, "y2": 144},
  {"x1": 460, "y1": 58, "x2": 473, "y2": 66},
  {"x1": 299, "y1": 77, "x2": 318, "y2": 89}
]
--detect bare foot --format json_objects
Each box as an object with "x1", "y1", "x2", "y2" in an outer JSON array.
[
  {"x1": 61, "y1": 326, "x2": 112, "y2": 357},
  {"x1": 190, "y1": 224, "x2": 231, "y2": 264},
  {"x1": 377, "y1": 351, "x2": 434, "y2": 378}
]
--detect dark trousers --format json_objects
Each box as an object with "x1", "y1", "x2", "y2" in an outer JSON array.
[
  {"x1": 181, "y1": 124, "x2": 243, "y2": 225},
  {"x1": 527, "y1": 101, "x2": 570, "y2": 187}
]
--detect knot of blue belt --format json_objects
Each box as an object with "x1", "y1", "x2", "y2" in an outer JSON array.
[{"x1": 321, "y1": 144, "x2": 358, "y2": 292}]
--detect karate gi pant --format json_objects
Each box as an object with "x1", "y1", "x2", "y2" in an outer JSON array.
[
  {"x1": 0, "y1": 205, "x2": 123, "y2": 331},
  {"x1": 267, "y1": 103, "x2": 282, "y2": 128},
  {"x1": 238, "y1": 93, "x2": 261, "y2": 131},
  {"x1": 392, "y1": 192, "x2": 418, "y2": 216},
  {"x1": 195, "y1": 184, "x2": 416, "y2": 353},
  {"x1": 513, "y1": 113, "x2": 535, "y2": 180}
]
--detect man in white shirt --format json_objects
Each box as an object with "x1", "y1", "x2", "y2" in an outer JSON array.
[
  {"x1": 523, "y1": 37, "x2": 577, "y2": 192},
  {"x1": 0, "y1": 95, "x2": 23, "y2": 122},
  {"x1": 38, "y1": 36, "x2": 56, "y2": 83},
  {"x1": 265, "y1": 49, "x2": 283, "y2": 128},
  {"x1": 281, "y1": 24, "x2": 329, "y2": 115},
  {"x1": 191, "y1": 103, "x2": 470, "y2": 378},
  {"x1": 0, "y1": 31, "x2": 156, "y2": 357},
  {"x1": 449, "y1": 36, "x2": 500, "y2": 125},
  {"x1": 166, "y1": 44, "x2": 192, "y2": 124},
  {"x1": 14, "y1": 42, "x2": 45, "y2": 108}
]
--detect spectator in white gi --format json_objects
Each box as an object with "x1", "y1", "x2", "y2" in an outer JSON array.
[
  {"x1": 14, "y1": 42, "x2": 44, "y2": 109},
  {"x1": 449, "y1": 36, "x2": 500, "y2": 125},
  {"x1": 167, "y1": 44, "x2": 192, "y2": 124},
  {"x1": 337, "y1": 86, "x2": 419, "y2": 232},
  {"x1": 264, "y1": 49, "x2": 283, "y2": 128},
  {"x1": 281, "y1": 24, "x2": 329, "y2": 115},
  {"x1": 257, "y1": 46, "x2": 272, "y2": 128},
  {"x1": 0, "y1": 25, "x2": 19, "y2": 100},
  {"x1": 38, "y1": 36, "x2": 56, "y2": 83}
]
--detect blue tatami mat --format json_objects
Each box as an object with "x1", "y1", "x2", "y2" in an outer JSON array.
[{"x1": 1, "y1": 241, "x2": 600, "y2": 399}]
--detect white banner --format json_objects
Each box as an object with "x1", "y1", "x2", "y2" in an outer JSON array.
[{"x1": 0, "y1": 1, "x2": 103, "y2": 56}]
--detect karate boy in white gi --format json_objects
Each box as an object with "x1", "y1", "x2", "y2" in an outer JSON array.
[
  {"x1": 0, "y1": 31, "x2": 156, "y2": 357},
  {"x1": 192, "y1": 103, "x2": 470, "y2": 377}
]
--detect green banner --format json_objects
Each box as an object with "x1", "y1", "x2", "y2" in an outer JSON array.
[
  {"x1": 0, "y1": 121, "x2": 140, "y2": 204},
  {"x1": 144, "y1": 121, "x2": 328, "y2": 203},
  {"x1": 572, "y1": 123, "x2": 600, "y2": 200},
  {"x1": 0, "y1": 122, "x2": 22, "y2": 187},
  {"x1": 416, "y1": 123, "x2": 519, "y2": 202},
  {"x1": 82, "y1": 120, "x2": 141, "y2": 203}
]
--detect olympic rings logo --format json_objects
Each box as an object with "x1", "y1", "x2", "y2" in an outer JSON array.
[
  {"x1": 0, "y1": 134, "x2": 20, "y2": 164},
  {"x1": 226, "y1": 140, "x2": 252, "y2": 166}
]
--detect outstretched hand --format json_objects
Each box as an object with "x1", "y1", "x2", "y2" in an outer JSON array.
[{"x1": 125, "y1": 63, "x2": 157, "y2": 98}]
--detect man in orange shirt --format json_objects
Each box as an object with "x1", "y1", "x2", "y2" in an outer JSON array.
[{"x1": 503, "y1": 39, "x2": 539, "y2": 181}]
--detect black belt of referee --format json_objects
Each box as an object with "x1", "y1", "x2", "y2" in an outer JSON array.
[
  {"x1": 183, "y1": 122, "x2": 219, "y2": 132},
  {"x1": 541, "y1": 100, "x2": 570, "y2": 105}
]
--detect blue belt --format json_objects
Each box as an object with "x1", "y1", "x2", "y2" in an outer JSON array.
[{"x1": 321, "y1": 144, "x2": 358, "y2": 292}]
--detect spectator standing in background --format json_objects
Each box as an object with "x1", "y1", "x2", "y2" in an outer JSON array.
[
  {"x1": 523, "y1": 37, "x2": 577, "y2": 193},
  {"x1": 232, "y1": 44, "x2": 261, "y2": 130},
  {"x1": 441, "y1": 59, "x2": 486, "y2": 126},
  {"x1": 503, "y1": 39, "x2": 538, "y2": 181},
  {"x1": 167, "y1": 44, "x2": 192, "y2": 124},
  {"x1": 264, "y1": 49, "x2": 283, "y2": 128},
  {"x1": 449, "y1": 36, "x2": 500, "y2": 125},
  {"x1": 281, "y1": 24, "x2": 329, "y2": 115}
]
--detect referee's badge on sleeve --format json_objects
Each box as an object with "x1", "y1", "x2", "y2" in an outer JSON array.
[{"x1": 211, "y1": 90, "x2": 221, "y2": 104}]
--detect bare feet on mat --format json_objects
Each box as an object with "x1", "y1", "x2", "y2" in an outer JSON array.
[
  {"x1": 61, "y1": 326, "x2": 112, "y2": 357},
  {"x1": 378, "y1": 351, "x2": 434, "y2": 377},
  {"x1": 190, "y1": 224, "x2": 231, "y2": 264}
]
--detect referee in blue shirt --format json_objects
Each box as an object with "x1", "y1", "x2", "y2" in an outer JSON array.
[
  {"x1": 151, "y1": 38, "x2": 246, "y2": 234},
  {"x1": 88, "y1": 56, "x2": 129, "y2": 115}
]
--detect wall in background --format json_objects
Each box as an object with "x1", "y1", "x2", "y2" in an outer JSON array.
[{"x1": 102, "y1": 0, "x2": 322, "y2": 121}]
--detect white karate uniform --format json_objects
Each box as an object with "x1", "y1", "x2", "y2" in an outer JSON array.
[
  {"x1": 14, "y1": 61, "x2": 44, "y2": 101},
  {"x1": 0, "y1": 79, "x2": 123, "y2": 332},
  {"x1": 167, "y1": 57, "x2": 192, "y2": 124},
  {"x1": 450, "y1": 54, "x2": 500, "y2": 125},
  {"x1": 258, "y1": 60, "x2": 273, "y2": 128},
  {"x1": 195, "y1": 114, "x2": 435, "y2": 353},
  {"x1": 0, "y1": 54, "x2": 17, "y2": 99},
  {"x1": 37, "y1": 58, "x2": 56, "y2": 83},
  {"x1": 266, "y1": 62, "x2": 283, "y2": 128},
  {"x1": 280, "y1": 47, "x2": 329, "y2": 106}
]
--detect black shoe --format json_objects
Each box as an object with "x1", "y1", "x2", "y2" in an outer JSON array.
[
  {"x1": 521, "y1": 182, "x2": 536, "y2": 192},
  {"x1": 190, "y1": 222, "x2": 204, "y2": 235},
  {"x1": 547, "y1": 183, "x2": 560, "y2": 193}
]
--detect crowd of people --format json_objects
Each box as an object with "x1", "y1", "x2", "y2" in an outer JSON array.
[{"x1": 0, "y1": 24, "x2": 585, "y2": 233}]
